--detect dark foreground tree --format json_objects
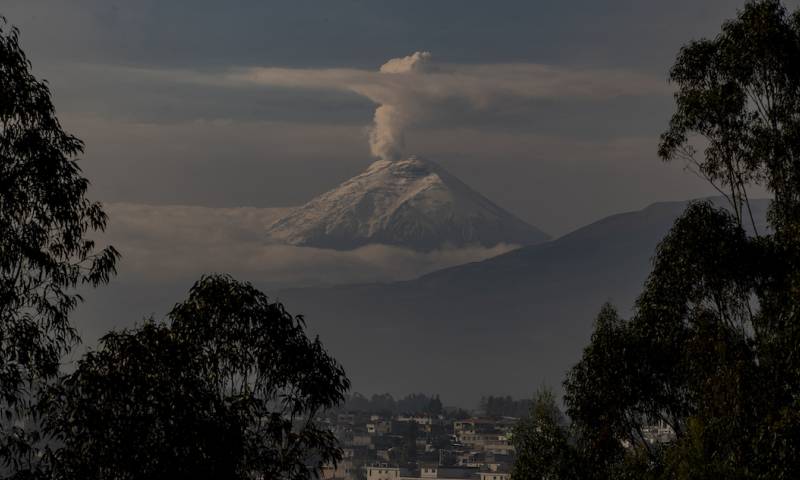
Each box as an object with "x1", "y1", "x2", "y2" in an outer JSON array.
[
  {"x1": 510, "y1": 389, "x2": 583, "y2": 480},
  {"x1": 515, "y1": 1, "x2": 800, "y2": 478},
  {"x1": 49, "y1": 275, "x2": 350, "y2": 480},
  {"x1": 0, "y1": 16, "x2": 118, "y2": 476}
]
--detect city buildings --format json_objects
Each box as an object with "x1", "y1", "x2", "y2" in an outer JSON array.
[{"x1": 321, "y1": 413, "x2": 517, "y2": 480}]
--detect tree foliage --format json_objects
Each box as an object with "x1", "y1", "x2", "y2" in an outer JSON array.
[
  {"x1": 0, "y1": 15, "x2": 351, "y2": 480},
  {"x1": 515, "y1": 1, "x2": 800, "y2": 478},
  {"x1": 0, "y1": 16, "x2": 118, "y2": 476},
  {"x1": 480, "y1": 395, "x2": 533, "y2": 418},
  {"x1": 343, "y1": 392, "x2": 445, "y2": 416},
  {"x1": 48, "y1": 274, "x2": 350, "y2": 480},
  {"x1": 510, "y1": 389, "x2": 583, "y2": 480},
  {"x1": 659, "y1": 0, "x2": 800, "y2": 235}
]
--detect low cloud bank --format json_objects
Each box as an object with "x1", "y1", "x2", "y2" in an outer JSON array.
[{"x1": 102, "y1": 203, "x2": 519, "y2": 289}]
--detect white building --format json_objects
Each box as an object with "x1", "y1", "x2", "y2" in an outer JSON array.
[
  {"x1": 365, "y1": 465, "x2": 403, "y2": 480},
  {"x1": 456, "y1": 432, "x2": 514, "y2": 455},
  {"x1": 478, "y1": 474, "x2": 510, "y2": 480}
]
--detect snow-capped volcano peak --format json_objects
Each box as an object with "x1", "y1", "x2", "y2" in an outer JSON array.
[{"x1": 266, "y1": 156, "x2": 549, "y2": 251}]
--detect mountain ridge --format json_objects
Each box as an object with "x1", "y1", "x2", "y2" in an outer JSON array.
[{"x1": 274, "y1": 198, "x2": 770, "y2": 401}]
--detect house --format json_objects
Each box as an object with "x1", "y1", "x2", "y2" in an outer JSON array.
[
  {"x1": 456, "y1": 432, "x2": 513, "y2": 455},
  {"x1": 368, "y1": 420, "x2": 392, "y2": 435},
  {"x1": 478, "y1": 473, "x2": 510, "y2": 480},
  {"x1": 365, "y1": 464, "x2": 404, "y2": 480}
]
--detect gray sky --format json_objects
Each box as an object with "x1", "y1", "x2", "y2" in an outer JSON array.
[{"x1": 6, "y1": 0, "x2": 784, "y2": 236}]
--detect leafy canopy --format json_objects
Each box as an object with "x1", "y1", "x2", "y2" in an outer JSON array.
[
  {"x1": 515, "y1": 1, "x2": 800, "y2": 478},
  {"x1": 50, "y1": 274, "x2": 350, "y2": 480},
  {"x1": 0, "y1": 16, "x2": 118, "y2": 476}
]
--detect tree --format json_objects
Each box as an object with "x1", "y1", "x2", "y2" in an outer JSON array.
[
  {"x1": 516, "y1": 1, "x2": 800, "y2": 478},
  {"x1": 659, "y1": 0, "x2": 800, "y2": 236},
  {"x1": 480, "y1": 395, "x2": 533, "y2": 418},
  {"x1": 48, "y1": 322, "x2": 242, "y2": 480},
  {"x1": 0, "y1": 16, "x2": 118, "y2": 476},
  {"x1": 344, "y1": 392, "x2": 372, "y2": 412},
  {"x1": 427, "y1": 395, "x2": 443, "y2": 415},
  {"x1": 371, "y1": 393, "x2": 397, "y2": 415},
  {"x1": 510, "y1": 389, "x2": 583, "y2": 480},
  {"x1": 564, "y1": 304, "x2": 639, "y2": 473},
  {"x1": 49, "y1": 275, "x2": 350, "y2": 480}
]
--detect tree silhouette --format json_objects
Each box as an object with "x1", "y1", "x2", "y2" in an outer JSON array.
[
  {"x1": 510, "y1": 389, "x2": 582, "y2": 480},
  {"x1": 0, "y1": 16, "x2": 118, "y2": 477},
  {"x1": 515, "y1": 1, "x2": 800, "y2": 477},
  {"x1": 49, "y1": 275, "x2": 349, "y2": 480}
]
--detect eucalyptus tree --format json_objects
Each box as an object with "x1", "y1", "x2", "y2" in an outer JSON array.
[
  {"x1": 50, "y1": 275, "x2": 350, "y2": 480},
  {"x1": 511, "y1": 389, "x2": 583, "y2": 480},
  {"x1": 516, "y1": 1, "x2": 800, "y2": 478},
  {"x1": 0, "y1": 16, "x2": 118, "y2": 477}
]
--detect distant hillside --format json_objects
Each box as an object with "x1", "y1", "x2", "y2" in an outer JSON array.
[{"x1": 274, "y1": 198, "x2": 770, "y2": 403}]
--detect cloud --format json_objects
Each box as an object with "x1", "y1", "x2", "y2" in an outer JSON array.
[
  {"x1": 85, "y1": 55, "x2": 669, "y2": 161},
  {"x1": 216, "y1": 58, "x2": 667, "y2": 100},
  {"x1": 72, "y1": 201, "x2": 519, "y2": 353},
  {"x1": 101, "y1": 203, "x2": 519, "y2": 289},
  {"x1": 223, "y1": 55, "x2": 668, "y2": 161}
]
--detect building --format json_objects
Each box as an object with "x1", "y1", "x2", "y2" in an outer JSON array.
[
  {"x1": 365, "y1": 464, "x2": 482, "y2": 480},
  {"x1": 338, "y1": 413, "x2": 356, "y2": 425},
  {"x1": 365, "y1": 464, "x2": 403, "y2": 480},
  {"x1": 478, "y1": 473, "x2": 510, "y2": 480},
  {"x1": 368, "y1": 420, "x2": 392, "y2": 435},
  {"x1": 326, "y1": 412, "x2": 518, "y2": 480}
]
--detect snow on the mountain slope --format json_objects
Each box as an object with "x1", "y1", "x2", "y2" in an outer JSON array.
[{"x1": 266, "y1": 156, "x2": 549, "y2": 251}]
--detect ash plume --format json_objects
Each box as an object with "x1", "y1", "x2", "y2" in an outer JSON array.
[{"x1": 368, "y1": 51, "x2": 431, "y2": 161}]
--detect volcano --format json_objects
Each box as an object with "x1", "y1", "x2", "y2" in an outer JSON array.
[{"x1": 266, "y1": 156, "x2": 549, "y2": 251}]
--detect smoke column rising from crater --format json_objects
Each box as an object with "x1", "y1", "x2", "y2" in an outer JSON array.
[{"x1": 368, "y1": 51, "x2": 431, "y2": 161}]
